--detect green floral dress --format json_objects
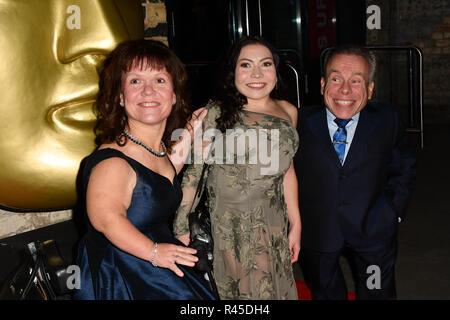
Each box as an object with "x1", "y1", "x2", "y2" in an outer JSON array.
[{"x1": 173, "y1": 101, "x2": 299, "y2": 300}]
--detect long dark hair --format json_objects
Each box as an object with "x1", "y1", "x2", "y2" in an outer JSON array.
[
  {"x1": 215, "y1": 36, "x2": 282, "y2": 132},
  {"x1": 94, "y1": 39, "x2": 191, "y2": 150}
]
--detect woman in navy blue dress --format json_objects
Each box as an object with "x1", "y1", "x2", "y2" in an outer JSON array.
[{"x1": 73, "y1": 40, "x2": 214, "y2": 300}]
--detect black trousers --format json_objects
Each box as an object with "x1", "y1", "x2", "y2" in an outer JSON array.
[{"x1": 300, "y1": 238, "x2": 397, "y2": 300}]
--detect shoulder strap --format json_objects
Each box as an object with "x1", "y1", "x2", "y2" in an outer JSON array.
[
  {"x1": 82, "y1": 148, "x2": 139, "y2": 189},
  {"x1": 188, "y1": 162, "x2": 209, "y2": 214},
  {"x1": 187, "y1": 133, "x2": 217, "y2": 213}
]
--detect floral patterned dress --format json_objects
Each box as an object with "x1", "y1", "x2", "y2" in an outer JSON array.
[{"x1": 173, "y1": 101, "x2": 299, "y2": 300}]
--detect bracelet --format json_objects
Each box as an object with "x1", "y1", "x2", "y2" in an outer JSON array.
[{"x1": 151, "y1": 242, "x2": 158, "y2": 267}]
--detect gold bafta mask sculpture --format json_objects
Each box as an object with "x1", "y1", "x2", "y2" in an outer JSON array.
[{"x1": 0, "y1": 0, "x2": 144, "y2": 210}]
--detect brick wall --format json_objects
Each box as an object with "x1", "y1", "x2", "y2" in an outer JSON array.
[
  {"x1": 367, "y1": 0, "x2": 450, "y2": 125},
  {"x1": 421, "y1": 16, "x2": 450, "y2": 124}
]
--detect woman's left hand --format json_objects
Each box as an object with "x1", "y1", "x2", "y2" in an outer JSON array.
[
  {"x1": 169, "y1": 107, "x2": 207, "y2": 173},
  {"x1": 153, "y1": 243, "x2": 199, "y2": 277},
  {"x1": 288, "y1": 224, "x2": 301, "y2": 263}
]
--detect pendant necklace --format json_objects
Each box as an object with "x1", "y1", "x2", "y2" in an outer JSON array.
[{"x1": 123, "y1": 129, "x2": 166, "y2": 157}]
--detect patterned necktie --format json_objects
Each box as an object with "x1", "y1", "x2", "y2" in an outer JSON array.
[{"x1": 333, "y1": 118, "x2": 352, "y2": 164}]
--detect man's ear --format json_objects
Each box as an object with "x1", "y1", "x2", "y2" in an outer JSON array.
[
  {"x1": 320, "y1": 77, "x2": 325, "y2": 96},
  {"x1": 368, "y1": 81, "x2": 375, "y2": 99}
]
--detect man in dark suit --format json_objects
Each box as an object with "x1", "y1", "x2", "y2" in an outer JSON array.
[{"x1": 296, "y1": 45, "x2": 416, "y2": 299}]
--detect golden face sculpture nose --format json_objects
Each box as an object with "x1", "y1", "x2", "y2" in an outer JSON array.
[{"x1": 0, "y1": 0, "x2": 144, "y2": 210}]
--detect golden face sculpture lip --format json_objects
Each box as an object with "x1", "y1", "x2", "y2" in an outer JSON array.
[
  {"x1": 0, "y1": 0, "x2": 144, "y2": 211},
  {"x1": 47, "y1": 53, "x2": 106, "y2": 133},
  {"x1": 48, "y1": 98, "x2": 97, "y2": 132}
]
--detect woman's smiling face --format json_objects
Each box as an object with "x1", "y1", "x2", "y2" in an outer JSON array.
[
  {"x1": 234, "y1": 44, "x2": 277, "y2": 103},
  {"x1": 121, "y1": 63, "x2": 176, "y2": 129}
]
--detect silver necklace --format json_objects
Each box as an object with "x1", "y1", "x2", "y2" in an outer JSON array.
[{"x1": 123, "y1": 129, "x2": 166, "y2": 157}]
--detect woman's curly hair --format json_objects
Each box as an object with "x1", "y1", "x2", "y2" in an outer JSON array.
[
  {"x1": 94, "y1": 39, "x2": 191, "y2": 151},
  {"x1": 215, "y1": 36, "x2": 283, "y2": 132}
]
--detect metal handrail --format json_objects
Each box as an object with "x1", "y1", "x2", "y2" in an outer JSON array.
[{"x1": 285, "y1": 62, "x2": 301, "y2": 109}]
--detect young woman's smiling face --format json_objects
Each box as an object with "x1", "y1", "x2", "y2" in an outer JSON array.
[{"x1": 234, "y1": 44, "x2": 277, "y2": 103}]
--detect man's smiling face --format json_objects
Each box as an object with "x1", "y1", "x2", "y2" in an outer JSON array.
[{"x1": 321, "y1": 53, "x2": 374, "y2": 120}]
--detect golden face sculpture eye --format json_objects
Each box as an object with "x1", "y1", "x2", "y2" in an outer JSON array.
[{"x1": 0, "y1": 0, "x2": 144, "y2": 210}]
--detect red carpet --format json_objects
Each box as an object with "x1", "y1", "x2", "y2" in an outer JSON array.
[{"x1": 296, "y1": 279, "x2": 355, "y2": 300}]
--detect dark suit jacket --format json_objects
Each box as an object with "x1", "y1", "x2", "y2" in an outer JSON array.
[{"x1": 295, "y1": 102, "x2": 416, "y2": 252}]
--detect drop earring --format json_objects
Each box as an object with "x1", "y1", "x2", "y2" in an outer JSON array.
[{"x1": 119, "y1": 93, "x2": 124, "y2": 106}]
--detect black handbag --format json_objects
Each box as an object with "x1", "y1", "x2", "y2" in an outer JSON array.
[
  {"x1": 188, "y1": 162, "x2": 219, "y2": 298},
  {"x1": 0, "y1": 240, "x2": 75, "y2": 300}
]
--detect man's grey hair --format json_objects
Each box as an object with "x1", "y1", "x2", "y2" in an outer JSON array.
[{"x1": 323, "y1": 45, "x2": 377, "y2": 83}]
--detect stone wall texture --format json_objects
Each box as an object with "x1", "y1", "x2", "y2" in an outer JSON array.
[{"x1": 142, "y1": 0, "x2": 168, "y2": 44}]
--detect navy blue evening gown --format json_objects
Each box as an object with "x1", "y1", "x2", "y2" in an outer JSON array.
[{"x1": 73, "y1": 148, "x2": 215, "y2": 300}]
